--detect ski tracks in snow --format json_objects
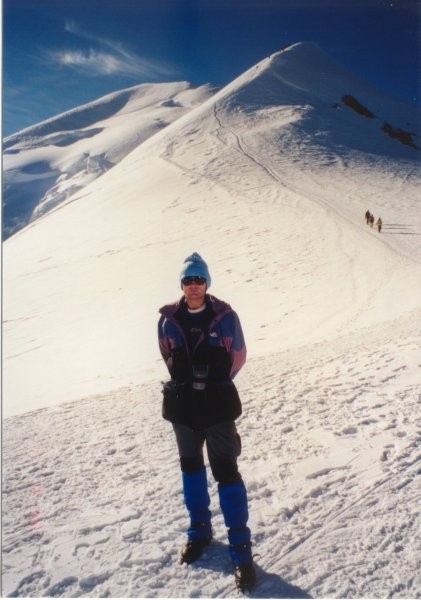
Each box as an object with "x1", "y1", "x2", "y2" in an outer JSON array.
[{"x1": 162, "y1": 101, "x2": 421, "y2": 352}]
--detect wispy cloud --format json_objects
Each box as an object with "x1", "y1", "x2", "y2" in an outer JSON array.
[
  {"x1": 51, "y1": 48, "x2": 155, "y2": 78},
  {"x1": 46, "y1": 21, "x2": 175, "y2": 80}
]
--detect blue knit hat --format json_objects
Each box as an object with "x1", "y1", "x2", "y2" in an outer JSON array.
[{"x1": 180, "y1": 252, "x2": 211, "y2": 288}]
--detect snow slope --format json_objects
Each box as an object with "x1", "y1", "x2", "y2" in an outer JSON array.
[
  {"x1": 2, "y1": 42, "x2": 421, "y2": 598},
  {"x1": 3, "y1": 81, "x2": 216, "y2": 238},
  {"x1": 3, "y1": 317, "x2": 420, "y2": 598}
]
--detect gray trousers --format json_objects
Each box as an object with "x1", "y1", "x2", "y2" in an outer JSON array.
[{"x1": 172, "y1": 421, "x2": 242, "y2": 484}]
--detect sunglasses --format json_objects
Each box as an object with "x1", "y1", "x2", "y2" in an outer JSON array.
[{"x1": 182, "y1": 276, "x2": 207, "y2": 286}]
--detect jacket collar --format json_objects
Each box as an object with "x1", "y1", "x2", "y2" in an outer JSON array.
[{"x1": 159, "y1": 294, "x2": 231, "y2": 319}]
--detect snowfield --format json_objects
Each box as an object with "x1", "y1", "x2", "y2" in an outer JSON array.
[{"x1": 2, "y1": 42, "x2": 421, "y2": 598}]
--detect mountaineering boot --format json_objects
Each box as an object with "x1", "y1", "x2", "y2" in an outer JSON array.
[
  {"x1": 235, "y1": 563, "x2": 257, "y2": 593},
  {"x1": 218, "y1": 480, "x2": 256, "y2": 591},
  {"x1": 180, "y1": 528, "x2": 212, "y2": 564},
  {"x1": 180, "y1": 466, "x2": 212, "y2": 564},
  {"x1": 234, "y1": 555, "x2": 257, "y2": 592}
]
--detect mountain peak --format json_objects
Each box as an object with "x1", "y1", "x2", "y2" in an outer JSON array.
[{"x1": 3, "y1": 43, "x2": 420, "y2": 239}]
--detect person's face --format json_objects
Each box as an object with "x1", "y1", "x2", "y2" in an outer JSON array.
[{"x1": 181, "y1": 276, "x2": 207, "y2": 307}]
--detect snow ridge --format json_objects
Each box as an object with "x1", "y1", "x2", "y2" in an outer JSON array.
[{"x1": 3, "y1": 81, "x2": 217, "y2": 238}]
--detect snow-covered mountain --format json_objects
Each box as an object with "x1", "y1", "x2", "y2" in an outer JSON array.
[
  {"x1": 2, "y1": 81, "x2": 217, "y2": 238},
  {"x1": 3, "y1": 42, "x2": 421, "y2": 598}
]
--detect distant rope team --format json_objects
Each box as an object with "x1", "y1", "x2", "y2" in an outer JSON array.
[{"x1": 365, "y1": 210, "x2": 382, "y2": 233}]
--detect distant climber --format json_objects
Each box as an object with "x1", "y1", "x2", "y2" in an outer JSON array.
[
  {"x1": 365, "y1": 210, "x2": 371, "y2": 225},
  {"x1": 369, "y1": 214, "x2": 375, "y2": 228},
  {"x1": 376, "y1": 217, "x2": 382, "y2": 233}
]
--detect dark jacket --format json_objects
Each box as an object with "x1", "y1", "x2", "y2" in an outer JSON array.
[{"x1": 158, "y1": 294, "x2": 246, "y2": 428}]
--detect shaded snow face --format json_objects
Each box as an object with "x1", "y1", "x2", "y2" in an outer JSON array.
[{"x1": 2, "y1": 162, "x2": 61, "y2": 236}]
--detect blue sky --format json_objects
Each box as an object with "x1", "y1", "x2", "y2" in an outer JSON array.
[{"x1": 3, "y1": 0, "x2": 420, "y2": 137}]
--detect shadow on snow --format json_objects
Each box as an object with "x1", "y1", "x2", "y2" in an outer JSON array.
[{"x1": 189, "y1": 541, "x2": 312, "y2": 598}]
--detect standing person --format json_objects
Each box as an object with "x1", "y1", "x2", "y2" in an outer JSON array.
[
  {"x1": 376, "y1": 217, "x2": 382, "y2": 233},
  {"x1": 158, "y1": 252, "x2": 256, "y2": 592},
  {"x1": 369, "y1": 214, "x2": 375, "y2": 228}
]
